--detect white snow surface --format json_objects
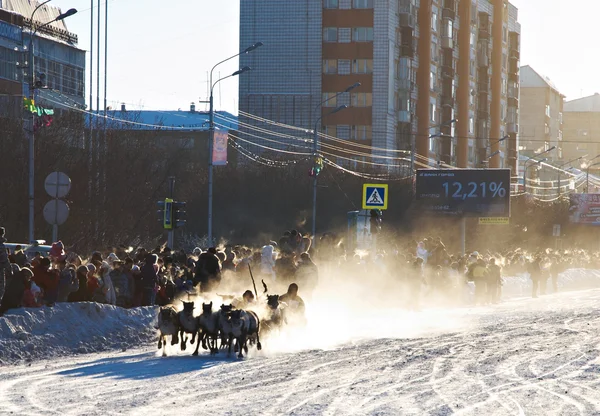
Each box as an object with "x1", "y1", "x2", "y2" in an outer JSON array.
[
  {"x1": 1, "y1": 269, "x2": 600, "y2": 414},
  {"x1": 0, "y1": 303, "x2": 156, "y2": 365}
]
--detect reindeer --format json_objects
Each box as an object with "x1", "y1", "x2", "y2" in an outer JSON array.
[
  {"x1": 218, "y1": 304, "x2": 234, "y2": 355},
  {"x1": 157, "y1": 306, "x2": 180, "y2": 357},
  {"x1": 199, "y1": 302, "x2": 220, "y2": 355},
  {"x1": 261, "y1": 294, "x2": 286, "y2": 336},
  {"x1": 178, "y1": 301, "x2": 202, "y2": 356},
  {"x1": 230, "y1": 309, "x2": 262, "y2": 358}
]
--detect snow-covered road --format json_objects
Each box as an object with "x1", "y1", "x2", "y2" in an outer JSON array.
[{"x1": 2, "y1": 288, "x2": 600, "y2": 415}]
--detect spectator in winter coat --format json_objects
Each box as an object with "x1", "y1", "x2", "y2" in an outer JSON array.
[
  {"x1": 194, "y1": 249, "x2": 221, "y2": 293},
  {"x1": 486, "y1": 258, "x2": 502, "y2": 304},
  {"x1": 0, "y1": 227, "x2": 11, "y2": 307},
  {"x1": 295, "y1": 253, "x2": 318, "y2": 298},
  {"x1": 110, "y1": 261, "x2": 130, "y2": 307},
  {"x1": 22, "y1": 269, "x2": 42, "y2": 308},
  {"x1": 33, "y1": 257, "x2": 59, "y2": 305},
  {"x1": 99, "y1": 261, "x2": 116, "y2": 305},
  {"x1": 260, "y1": 245, "x2": 276, "y2": 282},
  {"x1": 69, "y1": 266, "x2": 90, "y2": 302},
  {"x1": 140, "y1": 254, "x2": 159, "y2": 306},
  {"x1": 57, "y1": 262, "x2": 79, "y2": 302},
  {"x1": 529, "y1": 257, "x2": 543, "y2": 298},
  {"x1": 0, "y1": 267, "x2": 29, "y2": 315},
  {"x1": 12, "y1": 245, "x2": 27, "y2": 268}
]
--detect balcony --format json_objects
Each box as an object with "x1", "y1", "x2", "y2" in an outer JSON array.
[
  {"x1": 477, "y1": 110, "x2": 489, "y2": 120},
  {"x1": 478, "y1": 52, "x2": 489, "y2": 68},
  {"x1": 441, "y1": 95, "x2": 455, "y2": 108},
  {"x1": 400, "y1": 12, "x2": 416, "y2": 28},
  {"x1": 509, "y1": 61, "x2": 519, "y2": 75},
  {"x1": 508, "y1": 96, "x2": 518, "y2": 108},
  {"x1": 509, "y1": 48, "x2": 520, "y2": 61},
  {"x1": 507, "y1": 123, "x2": 518, "y2": 134},
  {"x1": 478, "y1": 28, "x2": 490, "y2": 41},
  {"x1": 441, "y1": 36, "x2": 454, "y2": 49},
  {"x1": 397, "y1": 110, "x2": 411, "y2": 123},
  {"x1": 400, "y1": 44, "x2": 414, "y2": 58}
]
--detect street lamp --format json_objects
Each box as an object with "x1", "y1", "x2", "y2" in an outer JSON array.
[
  {"x1": 26, "y1": 1, "x2": 77, "y2": 243},
  {"x1": 205, "y1": 43, "x2": 262, "y2": 246},
  {"x1": 522, "y1": 146, "x2": 555, "y2": 194},
  {"x1": 586, "y1": 162, "x2": 600, "y2": 193},
  {"x1": 310, "y1": 82, "x2": 360, "y2": 243},
  {"x1": 311, "y1": 104, "x2": 348, "y2": 242},
  {"x1": 415, "y1": 119, "x2": 457, "y2": 171},
  {"x1": 556, "y1": 156, "x2": 583, "y2": 196}
]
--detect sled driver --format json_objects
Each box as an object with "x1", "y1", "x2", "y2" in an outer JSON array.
[
  {"x1": 279, "y1": 283, "x2": 306, "y2": 326},
  {"x1": 232, "y1": 290, "x2": 255, "y2": 310}
]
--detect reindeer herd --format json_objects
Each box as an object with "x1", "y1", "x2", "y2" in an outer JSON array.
[{"x1": 156, "y1": 291, "x2": 288, "y2": 359}]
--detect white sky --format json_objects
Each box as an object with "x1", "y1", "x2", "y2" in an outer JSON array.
[{"x1": 48, "y1": 0, "x2": 599, "y2": 114}]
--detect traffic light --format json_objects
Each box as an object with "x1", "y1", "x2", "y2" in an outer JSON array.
[
  {"x1": 309, "y1": 156, "x2": 324, "y2": 177},
  {"x1": 163, "y1": 198, "x2": 173, "y2": 229},
  {"x1": 173, "y1": 201, "x2": 186, "y2": 228}
]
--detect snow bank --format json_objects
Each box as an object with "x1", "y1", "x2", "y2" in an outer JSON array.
[
  {"x1": 502, "y1": 268, "x2": 600, "y2": 298},
  {"x1": 0, "y1": 302, "x2": 157, "y2": 366}
]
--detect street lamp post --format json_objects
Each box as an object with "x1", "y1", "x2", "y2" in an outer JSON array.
[
  {"x1": 26, "y1": 2, "x2": 77, "y2": 243},
  {"x1": 415, "y1": 119, "x2": 457, "y2": 171},
  {"x1": 586, "y1": 162, "x2": 600, "y2": 193},
  {"x1": 556, "y1": 156, "x2": 583, "y2": 196},
  {"x1": 522, "y1": 146, "x2": 556, "y2": 194},
  {"x1": 311, "y1": 104, "x2": 348, "y2": 242},
  {"x1": 310, "y1": 82, "x2": 360, "y2": 243},
  {"x1": 205, "y1": 42, "x2": 262, "y2": 247}
]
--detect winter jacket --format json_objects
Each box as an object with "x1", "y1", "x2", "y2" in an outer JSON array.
[
  {"x1": 140, "y1": 263, "x2": 159, "y2": 290},
  {"x1": 68, "y1": 272, "x2": 90, "y2": 302},
  {"x1": 57, "y1": 268, "x2": 79, "y2": 302},
  {"x1": 33, "y1": 265, "x2": 59, "y2": 304},
  {"x1": 101, "y1": 271, "x2": 116, "y2": 305},
  {"x1": 13, "y1": 251, "x2": 27, "y2": 268},
  {"x1": 0, "y1": 271, "x2": 25, "y2": 314},
  {"x1": 260, "y1": 245, "x2": 276, "y2": 282},
  {"x1": 194, "y1": 253, "x2": 221, "y2": 285},
  {"x1": 110, "y1": 269, "x2": 130, "y2": 307}
]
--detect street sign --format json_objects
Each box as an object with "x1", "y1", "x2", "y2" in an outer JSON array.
[
  {"x1": 44, "y1": 172, "x2": 71, "y2": 199},
  {"x1": 553, "y1": 224, "x2": 561, "y2": 237},
  {"x1": 415, "y1": 169, "x2": 511, "y2": 217},
  {"x1": 43, "y1": 199, "x2": 69, "y2": 225},
  {"x1": 362, "y1": 184, "x2": 388, "y2": 210},
  {"x1": 479, "y1": 217, "x2": 509, "y2": 225}
]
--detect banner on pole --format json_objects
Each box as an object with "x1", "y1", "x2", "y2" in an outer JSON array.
[{"x1": 212, "y1": 130, "x2": 228, "y2": 166}]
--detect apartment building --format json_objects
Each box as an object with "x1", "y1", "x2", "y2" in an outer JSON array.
[
  {"x1": 239, "y1": 0, "x2": 520, "y2": 172},
  {"x1": 518, "y1": 65, "x2": 564, "y2": 161},
  {"x1": 0, "y1": 0, "x2": 85, "y2": 119},
  {"x1": 562, "y1": 94, "x2": 600, "y2": 168}
]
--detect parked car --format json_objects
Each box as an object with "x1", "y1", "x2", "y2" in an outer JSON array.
[{"x1": 4, "y1": 241, "x2": 52, "y2": 261}]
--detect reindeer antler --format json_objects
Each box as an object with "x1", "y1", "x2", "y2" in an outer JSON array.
[{"x1": 261, "y1": 279, "x2": 268, "y2": 294}]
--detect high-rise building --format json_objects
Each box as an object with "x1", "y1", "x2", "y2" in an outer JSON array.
[
  {"x1": 239, "y1": 0, "x2": 520, "y2": 172},
  {"x1": 562, "y1": 94, "x2": 600, "y2": 166},
  {"x1": 518, "y1": 65, "x2": 564, "y2": 161}
]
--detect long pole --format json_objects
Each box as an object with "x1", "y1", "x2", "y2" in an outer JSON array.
[
  {"x1": 28, "y1": 30, "x2": 35, "y2": 243},
  {"x1": 89, "y1": 0, "x2": 94, "y2": 209},
  {"x1": 523, "y1": 165, "x2": 529, "y2": 194},
  {"x1": 103, "y1": 0, "x2": 108, "y2": 123},
  {"x1": 312, "y1": 124, "x2": 318, "y2": 240},
  {"x1": 587, "y1": 168, "x2": 590, "y2": 193},
  {"x1": 208, "y1": 93, "x2": 214, "y2": 247},
  {"x1": 460, "y1": 217, "x2": 466, "y2": 256}
]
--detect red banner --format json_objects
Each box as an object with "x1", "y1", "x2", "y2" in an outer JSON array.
[
  {"x1": 212, "y1": 130, "x2": 228, "y2": 166},
  {"x1": 569, "y1": 194, "x2": 600, "y2": 225}
]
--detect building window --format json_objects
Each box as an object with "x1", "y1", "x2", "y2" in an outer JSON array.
[
  {"x1": 353, "y1": 59, "x2": 373, "y2": 74},
  {"x1": 430, "y1": 102, "x2": 436, "y2": 122},
  {"x1": 324, "y1": 27, "x2": 338, "y2": 42},
  {"x1": 353, "y1": 0, "x2": 373, "y2": 8},
  {"x1": 559, "y1": 112, "x2": 563, "y2": 124},
  {"x1": 545, "y1": 104, "x2": 551, "y2": 117},
  {"x1": 430, "y1": 71, "x2": 436, "y2": 90},
  {"x1": 323, "y1": 59, "x2": 338, "y2": 74},
  {"x1": 351, "y1": 92, "x2": 372, "y2": 107},
  {"x1": 431, "y1": 9, "x2": 438, "y2": 32},
  {"x1": 351, "y1": 125, "x2": 372, "y2": 140},
  {"x1": 338, "y1": 59, "x2": 351, "y2": 74},
  {"x1": 323, "y1": 0, "x2": 338, "y2": 8},
  {"x1": 442, "y1": 18, "x2": 453, "y2": 39},
  {"x1": 502, "y1": 53, "x2": 507, "y2": 70},
  {"x1": 469, "y1": 117, "x2": 474, "y2": 134},
  {"x1": 322, "y1": 93, "x2": 337, "y2": 107},
  {"x1": 352, "y1": 27, "x2": 374, "y2": 42}
]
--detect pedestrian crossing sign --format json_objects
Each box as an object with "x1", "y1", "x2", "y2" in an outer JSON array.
[{"x1": 362, "y1": 184, "x2": 388, "y2": 210}]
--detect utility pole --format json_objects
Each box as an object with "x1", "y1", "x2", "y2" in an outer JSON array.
[{"x1": 167, "y1": 176, "x2": 175, "y2": 249}]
